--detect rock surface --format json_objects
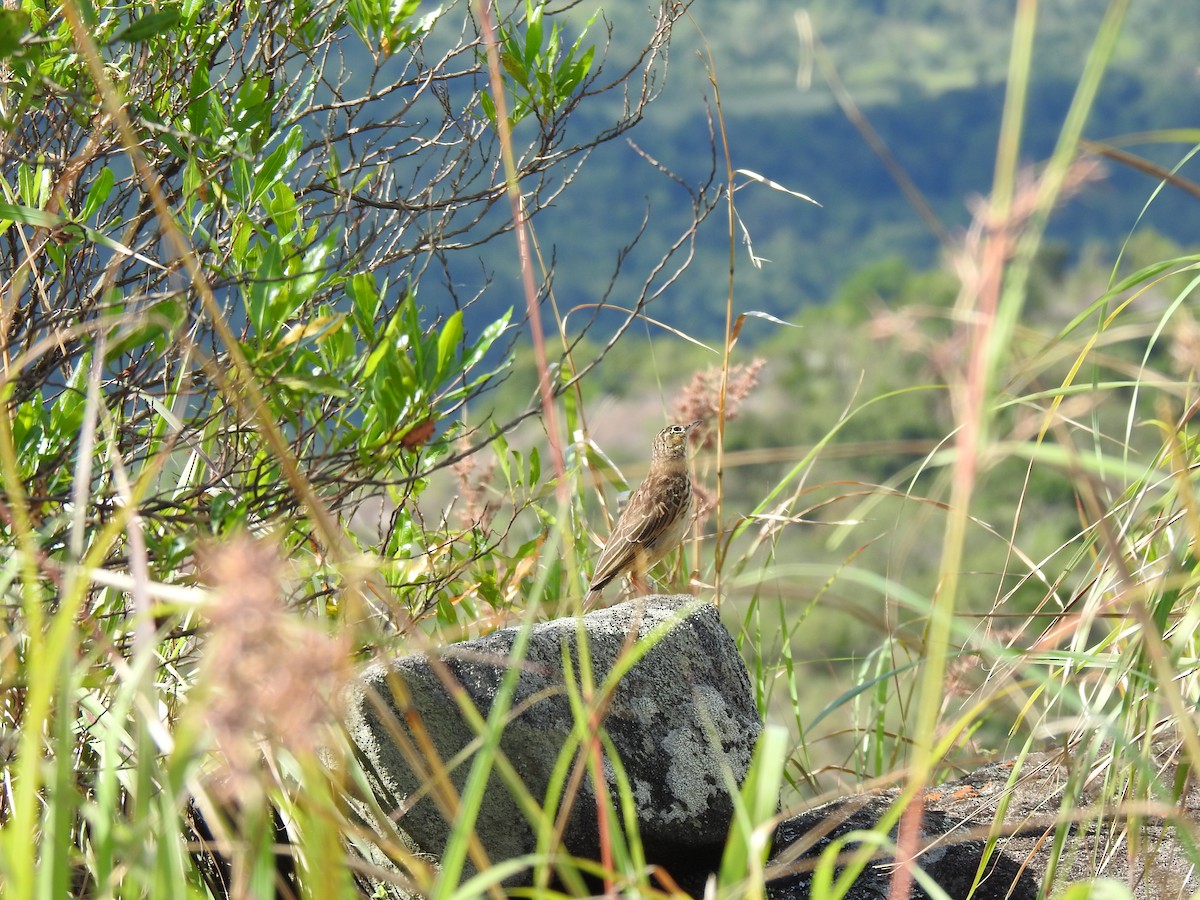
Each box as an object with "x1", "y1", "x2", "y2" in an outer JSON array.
[
  {"x1": 767, "y1": 749, "x2": 1200, "y2": 899},
  {"x1": 345, "y1": 595, "x2": 762, "y2": 890},
  {"x1": 344, "y1": 594, "x2": 1200, "y2": 898}
]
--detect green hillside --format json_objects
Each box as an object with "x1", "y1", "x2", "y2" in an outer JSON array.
[{"x1": 444, "y1": 0, "x2": 1198, "y2": 335}]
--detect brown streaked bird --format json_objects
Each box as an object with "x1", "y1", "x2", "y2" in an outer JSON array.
[{"x1": 585, "y1": 421, "x2": 701, "y2": 606}]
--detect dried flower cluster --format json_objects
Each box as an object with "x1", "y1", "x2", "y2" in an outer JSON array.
[
  {"x1": 942, "y1": 627, "x2": 1025, "y2": 701},
  {"x1": 1170, "y1": 314, "x2": 1200, "y2": 377},
  {"x1": 952, "y1": 159, "x2": 1105, "y2": 304},
  {"x1": 865, "y1": 306, "x2": 927, "y2": 353},
  {"x1": 672, "y1": 358, "x2": 767, "y2": 449},
  {"x1": 690, "y1": 479, "x2": 717, "y2": 524},
  {"x1": 197, "y1": 535, "x2": 348, "y2": 801},
  {"x1": 451, "y1": 446, "x2": 497, "y2": 530}
]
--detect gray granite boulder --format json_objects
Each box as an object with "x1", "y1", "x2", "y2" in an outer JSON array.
[
  {"x1": 767, "y1": 749, "x2": 1200, "y2": 898},
  {"x1": 344, "y1": 595, "x2": 762, "y2": 889}
]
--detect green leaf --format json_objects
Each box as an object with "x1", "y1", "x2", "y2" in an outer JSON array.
[
  {"x1": 158, "y1": 133, "x2": 186, "y2": 162},
  {"x1": 232, "y1": 74, "x2": 274, "y2": 152},
  {"x1": 276, "y1": 373, "x2": 352, "y2": 398},
  {"x1": 397, "y1": 289, "x2": 425, "y2": 376},
  {"x1": 105, "y1": 314, "x2": 173, "y2": 361},
  {"x1": 718, "y1": 725, "x2": 788, "y2": 891},
  {"x1": 0, "y1": 8, "x2": 30, "y2": 58},
  {"x1": 384, "y1": 0, "x2": 424, "y2": 52},
  {"x1": 461, "y1": 308, "x2": 512, "y2": 371},
  {"x1": 186, "y1": 65, "x2": 211, "y2": 136},
  {"x1": 525, "y1": 1, "x2": 542, "y2": 68},
  {"x1": 0, "y1": 201, "x2": 167, "y2": 269},
  {"x1": 17, "y1": 162, "x2": 46, "y2": 207},
  {"x1": 1059, "y1": 880, "x2": 1134, "y2": 900},
  {"x1": 559, "y1": 46, "x2": 594, "y2": 95},
  {"x1": 436, "y1": 310, "x2": 463, "y2": 379},
  {"x1": 528, "y1": 446, "x2": 540, "y2": 485},
  {"x1": 347, "y1": 272, "x2": 380, "y2": 337},
  {"x1": 0, "y1": 202, "x2": 60, "y2": 229},
  {"x1": 264, "y1": 182, "x2": 298, "y2": 236},
  {"x1": 500, "y1": 47, "x2": 525, "y2": 82},
  {"x1": 80, "y1": 167, "x2": 115, "y2": 221},
  {"x1": 361, "y1": 311, "x2": 402, "y2": 381},
  {"x1": 290, "y1": 234, "x2": 334, "y2": 301},
  {"x1": 491, "y1": 430, "x2": 512, "y2": 485},
  {"x1": 252, "y1": 126, "x2": 302, "y2": 205},
  {"x1": 11, "y1": 399, "x2": 45, "y2": 462},
  {"x1": 319, "y1": 313, "x2": 354, "y2": 368},
  {"x1": 244, "y1": 242, "x2": 284, "y2": 336},
  {"x1": 110, "y1": 9, "x2": 181, "y2": 44},
  {"x1": 479, "y1": 90, "x2": 496, "y2": 124},
  {"x1": 230, "y1": 159, "x2": 252, "y2": 204}
]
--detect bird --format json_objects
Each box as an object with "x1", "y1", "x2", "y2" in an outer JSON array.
[{"x1": 585, "y1": 421, "x2": 701, "y2": 606}]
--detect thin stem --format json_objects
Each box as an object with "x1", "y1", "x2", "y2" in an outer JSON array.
[{"x1": 475, "y1": 0, "x2": 568, "y2": 499}]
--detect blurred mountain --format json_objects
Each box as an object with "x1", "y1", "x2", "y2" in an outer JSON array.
[{"x1": 428, "y1": 0, "x2": 1200, "y2": 338}]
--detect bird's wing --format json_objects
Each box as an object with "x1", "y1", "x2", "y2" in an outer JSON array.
[{"x1": 588, "y1": 473, "x2": 687, "y2": 590}]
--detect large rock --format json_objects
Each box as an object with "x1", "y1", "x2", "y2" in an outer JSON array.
[
  {"x1": 767, "y1": 749, "x2": 1200, "y2": 898},
  {"x1": 345, "y1": 595, "x2": 762, "y2": 890}
]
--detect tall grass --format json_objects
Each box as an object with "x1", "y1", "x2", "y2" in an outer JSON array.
[{"x1": 2, "y1": 1, "x2": 1198, "y2": 898}]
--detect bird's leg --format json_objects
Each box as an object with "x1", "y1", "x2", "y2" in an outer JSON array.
[{"x1": 629, "y1": 558, "x2": 651, "y2": 596}]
